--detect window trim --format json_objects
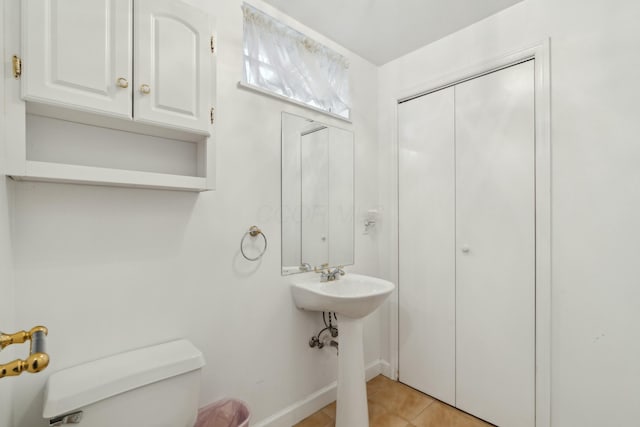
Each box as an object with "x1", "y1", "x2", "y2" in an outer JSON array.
[{"x1": 237, "y1": 81, "x2": 353, "y2": 123}]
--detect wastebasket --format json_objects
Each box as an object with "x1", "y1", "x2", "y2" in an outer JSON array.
[{"x1": 195, "y1": 398, "x2": 251, "y2": 427}]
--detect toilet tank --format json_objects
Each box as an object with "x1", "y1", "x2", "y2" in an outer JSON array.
[{"x1": 43, "y1": 340, "x2": 205, "y2": 427}]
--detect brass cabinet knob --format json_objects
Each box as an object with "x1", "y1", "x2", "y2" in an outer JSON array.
[
  {"x1": 116, "y1": 77, "x2": 129, "y2": 88},
  {"x1": 140, "y1": 84, "x2": 151, "y2": 94}
]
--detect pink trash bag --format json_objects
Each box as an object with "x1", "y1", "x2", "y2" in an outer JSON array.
[{"x1": 195, "y1": 399, "x2": 251, "y2": 427}]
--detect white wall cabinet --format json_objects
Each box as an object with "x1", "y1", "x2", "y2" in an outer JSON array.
[
  {"x1": 22, "y1": 0, "x2": 133, "y2": 119},
  {"x1": 399, "y1": 61, "x2": 535, "y2": 427},
  {"x1": 134, "y1": 0, "x2": 212, "y2": 134},
  {"x1": 22, "y1": 0, "x2": 213, "y2": 136},
  {"x1": 3, "y1": 0, "x2": 216, "y2": 191}
]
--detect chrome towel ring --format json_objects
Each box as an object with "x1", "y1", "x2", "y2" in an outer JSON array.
[{"x1": 241, "y1": 226, "x2": 267, "y2": 261}]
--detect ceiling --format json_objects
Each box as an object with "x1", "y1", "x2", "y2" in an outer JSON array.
[{"x1": 261, "y1": 0, "x2": 524, "y2": 65}]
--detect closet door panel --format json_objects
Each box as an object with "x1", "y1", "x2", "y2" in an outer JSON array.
[
  {"x1": 455, "y1": 61, "x2": 535, "y2": 427},
  {"x1": 398, "y1": 87, "x2": 456, "y2": 405}
]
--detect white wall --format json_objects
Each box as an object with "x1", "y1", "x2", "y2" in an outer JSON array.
[
  {"x1": 0, "y1": 180, "x2": 15, "y2": 427},
  {"x1": 8, "y1": 0, "x2": 382, "y2": 426},
  {"x1": 378, "y1": 1, "x2": 640, "y2": 425},
  {"x1": 1, "y1": 1, "x2": 15, "y2": 422}
]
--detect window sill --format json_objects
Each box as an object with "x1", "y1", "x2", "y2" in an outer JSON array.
[{"x1": 237, "y1": 81, "x2": 352, "y2": 123}]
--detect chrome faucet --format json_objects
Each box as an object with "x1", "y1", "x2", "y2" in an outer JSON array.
[
  {"x1": 300, "y1": 263, "x2": 312, "y2": 272},
  {"x1": 319, "y1": 266, "x2": 345, "y2": 282}
]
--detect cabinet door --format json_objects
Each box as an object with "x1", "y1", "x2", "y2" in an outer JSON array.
[
  {"x1": 134, "y1": 0, "x2": 212, "y2": 135},
  {"x1": 455, "y1": 60, "x2": 535, "y2": 427},
  {"x1": 22, "y1": 0, "x2": 132, "y2": 118},
  {"x1": 398, "y1": 87, "x2": 456, "y2": 405}
]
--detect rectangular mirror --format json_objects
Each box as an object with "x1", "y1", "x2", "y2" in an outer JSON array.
[{"x1": 281, "y1": 112, "x2": 354, "y2": 275}]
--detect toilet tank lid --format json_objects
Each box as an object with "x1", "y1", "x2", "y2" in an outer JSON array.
[{"x1": 43, "y1": 339, "x2": 205, "y2": 418}]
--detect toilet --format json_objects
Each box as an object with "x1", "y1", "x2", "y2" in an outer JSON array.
[{"x1": 43, "y1": 340, "x2": 205, "y2": 427}]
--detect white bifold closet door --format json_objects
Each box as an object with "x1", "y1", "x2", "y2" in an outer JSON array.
[
  {"x1": 399, "y1": 60, "x2": 535, "y2": 427},
  {"x1": 398, "y1": 86, "x2": 456, "y2": 406},
  {"x1": 455, "y1": 60, "x2": 535, "y2": 427}
]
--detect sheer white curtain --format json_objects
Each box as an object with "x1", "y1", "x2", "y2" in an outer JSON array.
[{"x1": 242, "y1": 3, "x2": 351, "y2": 119}]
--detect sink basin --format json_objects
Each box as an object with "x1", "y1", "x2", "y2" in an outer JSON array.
[
  {"x1": 291, "y1": 273, "x2": 395, "y2": 319},
  {"x1": 291, "y1": 273, "x2": 395, "y2": 427}
]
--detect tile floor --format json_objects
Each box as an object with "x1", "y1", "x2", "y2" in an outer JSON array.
[{"x1": 294, "y1": 375, "x2": 493, "y2": 427}]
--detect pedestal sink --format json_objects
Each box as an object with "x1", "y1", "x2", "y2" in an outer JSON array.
[{"x1": 291, "y1": 274, "x2": 395, "y2": 427}]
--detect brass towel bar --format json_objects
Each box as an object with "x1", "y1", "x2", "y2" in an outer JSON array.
[{"x1": 0, "y1": 326, "x2": 49, "y2": 379}]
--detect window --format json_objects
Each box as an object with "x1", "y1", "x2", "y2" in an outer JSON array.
[{"x1": 242, "y1": 3, "x2": 351, "y2": 120}]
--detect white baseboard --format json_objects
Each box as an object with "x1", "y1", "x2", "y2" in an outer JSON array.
[
  {"x1": 379, "y1": 359, "x2": 395, "y2": 379},
  {"x1": 252, "y1": 359, "x2": 392, "y2": 427}
]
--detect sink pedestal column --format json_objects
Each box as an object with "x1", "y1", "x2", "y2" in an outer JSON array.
[{"x1": 336, "y1": 316, "x2": 368, "y2": 427}]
